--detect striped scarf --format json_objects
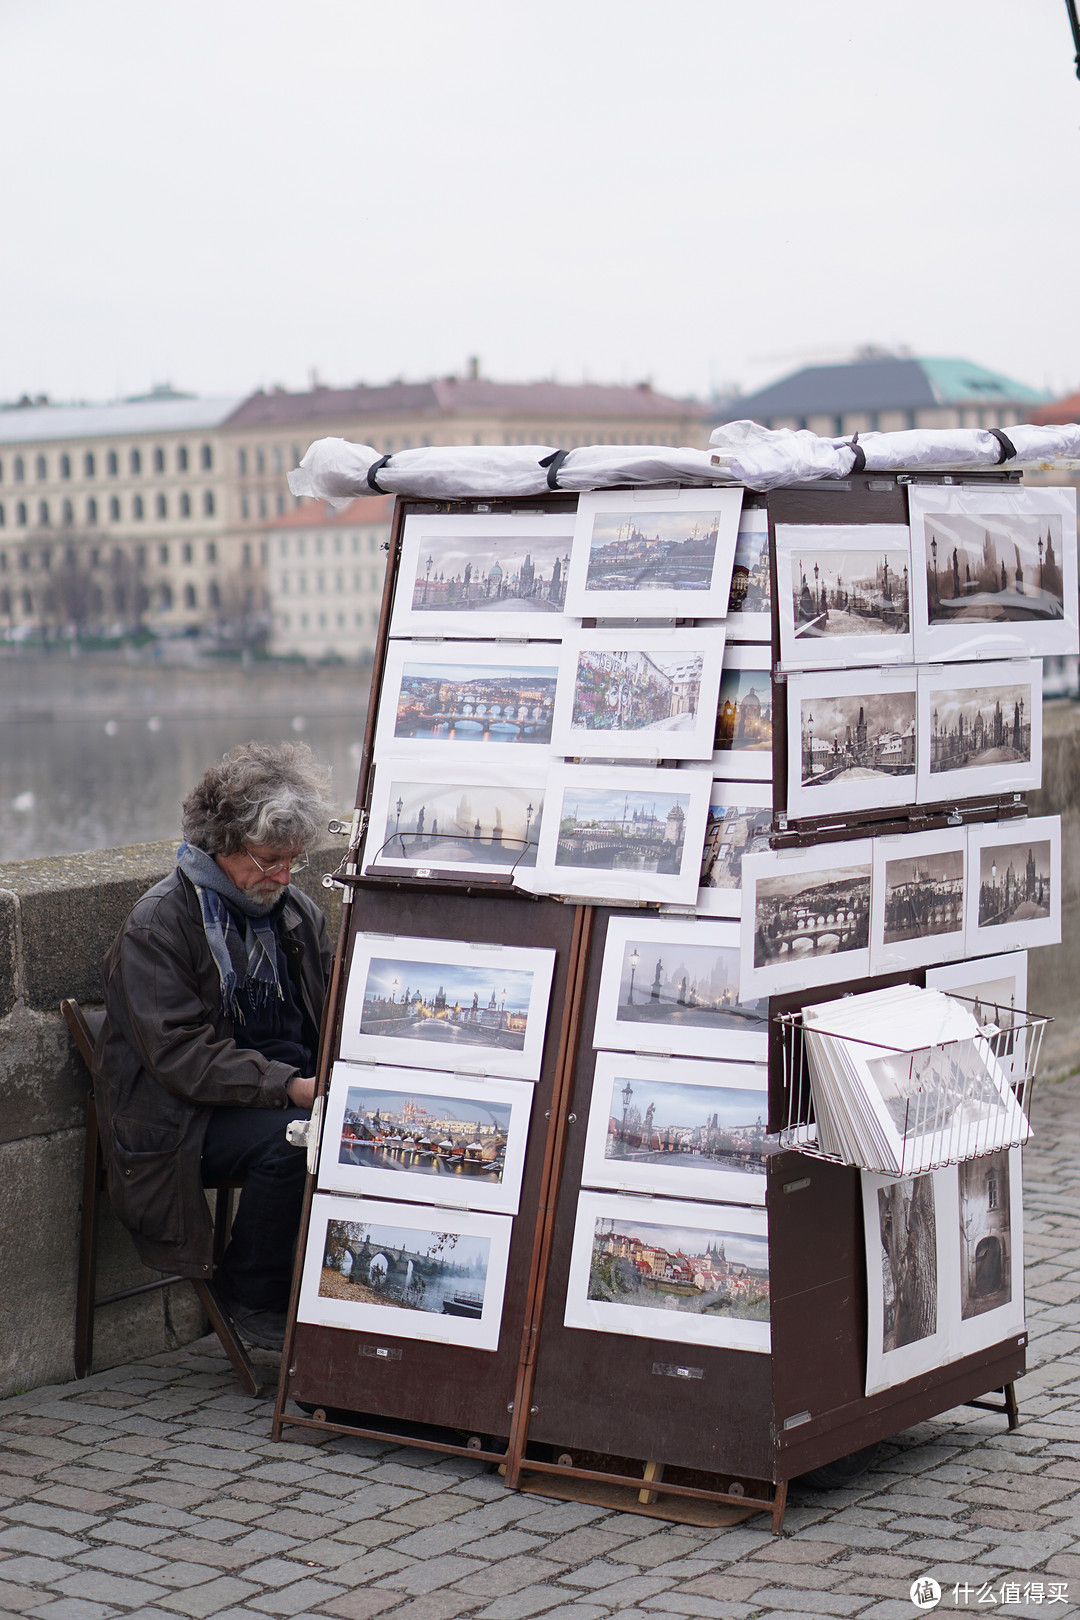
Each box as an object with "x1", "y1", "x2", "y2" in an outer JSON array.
[{"x1": 176, "y1": 841, "x2": 284, "y2": 1021}]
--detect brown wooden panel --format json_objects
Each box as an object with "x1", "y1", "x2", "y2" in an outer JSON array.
[
  {"x1": 528, "y1": 907, "x2": 774, "y2": 1481},
  {"x1": 285, "y1": 886, "x2": 578, "y2": 1437}
]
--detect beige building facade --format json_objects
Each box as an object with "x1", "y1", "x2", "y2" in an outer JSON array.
[{"x1": 264, "y1": 496, "x2": 394, "y2": 661}]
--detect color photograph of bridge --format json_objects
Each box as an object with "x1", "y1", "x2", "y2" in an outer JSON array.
[
  {"x1": 375, "y1": 776, "x2": 543, "y2": 870},
  {"x1": 752, "y1": 863, "x2": 872, "y2": 968},
  {"x1": 799, "y1": 690, "x2": 916, "y2": 788},
  {"x1": 360, "y1": 956, "x2": 535, "y2": 1052},
  {"x1": 613, "y1": 936, "x2": 765, "y2": 1032},
  {"x1": 584, "y1": 511, "x2": 722, "y2": 594},
  {"x1": 924, "y1": 513, "x2": 1065, "y2": 624},
  {"x1": 320, "y1": 1217, "x2": 492, "y2": 1318},
  {"x1": 337, "y1": 1083, "x2": 512, "y2": 1185},
  {"x1": 392, "y1": 659, "x2": 558, "y2": 747},
  {"x1": 555, "y1": 785, "x2": 690, "y2": 874},
  {"x1": 792, "y1": 547, "x2": 910, "y2": 640},
  {"x1": 882, "y1": 850, "x2": 965, "y2": 945},
  {"x1": 408, "y1": 535, "x2": 569, "y2": 616}
]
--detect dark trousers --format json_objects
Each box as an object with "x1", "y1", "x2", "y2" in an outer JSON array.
[{"x1": 201, "y1": 1106, "x2": 309, "y2": 1312}]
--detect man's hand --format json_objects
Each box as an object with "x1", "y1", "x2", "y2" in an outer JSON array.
[{"x1": 287, "y1": 1075, "x2": 317, "y2": 1108}]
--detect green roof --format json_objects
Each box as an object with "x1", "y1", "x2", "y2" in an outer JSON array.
[{"x1": 919, "y1": 358, "x2": 1049, "y2": 406}]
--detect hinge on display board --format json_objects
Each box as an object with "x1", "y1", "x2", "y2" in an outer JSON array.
[{"x1": 772, "y1": 667, "x2": 787, "y2": 684}]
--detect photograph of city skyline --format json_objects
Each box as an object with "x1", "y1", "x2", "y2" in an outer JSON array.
[
  {"x1": 392, "y1": 659, "x2": 559, "y2": 747},
  {"x1": 408, "y1": 535, "x2": 569, "y2": 616},
  {"x1": 924, "y1": 514, "x2": 1065, "y2": 623},
  {"x1": 360, "y1": 957, "x2": 535, "y2": 1052},
  {"x1": 792, "y1": 548, "x2": 910, "y2": 639},
  {"x1": 337, "y1": 1084, "x2": 513, "y2": 1185},
  {"x1": 613, "y1": 936, "x2": 765, "y2": 1033},
  {"x1": 585, "y1": 511, "x2": 722, "y2": 594},
  {"x1": 978, "y1": 840, "x2": 1053, "y2": 928},
  {"x1": 882, "y1": 850, "x2": 965, "y2": 945},
  {"x1": 586, "y1": 1215, "x2": 770, "y2": 1321},
  {"x1": 375, "y1": 777, "x2": 543, "y2": 869},
  {"x1": 555, "y1": 786, "x2": 691, "y2": 874},
  {"x1": 928, "y1": 681, "x2": 1033, "y2": 775},
  {"x1": 602, "y1": 1073, "x2": 769, "y2": 1179},
  {"x1": 800, "y1": 690, "x2": 916, "y2": 788}
]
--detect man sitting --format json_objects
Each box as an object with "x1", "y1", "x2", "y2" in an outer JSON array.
[{"x1": 94, "y1": 741, "x2": 334, "y2": 1351}]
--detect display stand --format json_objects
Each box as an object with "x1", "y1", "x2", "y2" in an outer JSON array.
[{"x1": 273, "y1": 477, "x2": 1039, "y2": 1532}]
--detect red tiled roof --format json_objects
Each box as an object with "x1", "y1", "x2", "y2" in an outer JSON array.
[
  {"x1": 1029, "y1": 393, "x2": 1080, "y2": 425},
  {"x1": 226, "y1": 378, "x2": 704, "y2": 429},
  {"x1": 263, "y1": 495, "x2": 395, "y2": 529}
]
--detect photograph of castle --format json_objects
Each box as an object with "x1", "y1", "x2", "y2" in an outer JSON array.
[
  {"x1": 552, "y1": 630, "x2": 723, "y2": 761},
  {"x1": 566, "y1": 489, "x2": 741, "y2": 617},
  {"x1": 581, "y1": 1052, "x2": 769, "y2": 1204},
  {"x1": 968, "y1": 817, "x2": 1061, "y2": 953},
  {"x1": 775, "y1": 524, "x2": 914, "y2": 668},
  {"x1": 390, "y1": 511, "x2": 576, "y2": 637},
  {"x1": 365, "y1": 764, "x2": 546, "y2": 877},
  {"x1": 564, "y1": 1192, "x2": 770, "y2": 1352},
  {"x1": 909, "y1": 487, "x2": 1078, "y2": 660},
  {"x1": 977, "y1": 840, "x2": 1052, "y2": 928},
  {"x1": 298, "y1": 1194, "x2": 512, "y2": 1350},
  {"x1": 870, "y1": 827, "x2": 969, "y2": 975},
  {"x1": 916, "y1": 661, "x2": 1042, "y2": 803}
]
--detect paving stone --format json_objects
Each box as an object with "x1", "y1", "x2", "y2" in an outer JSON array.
[
  {"x1": 147, "y1": 1535, "x2": 255, "y2": 1568},
  {"x1": 3, "y1": 1503, "x2": 102, "y2": 1534},
  {"x1": 14, "y1": 1601, "x2": 121, "y2": 1620},
  {"x1": 242, "y1": 1576, "x2": 348, "y2": 1614},
  {"x1": 155, "y1": 1575, "x2": 260, "y2": 1616},
  {"x1": 534, "y1": 1527, "x2": 634, "y2": 1563},
  {"x1": 72, "y1": 1542, "x2": 167, "y2": 1575},
  {"x1": 380, "y1": 1553, "x2": 490, "y2": 1594},
  {"x1": 381, "y1": 1596, "x2": 486, "y2": 1620},
  {"x1": 52, "y1": 1569, "x2": 169, "y2": 1605},
  {"x1": 741, "y1": 1589, "x2": 865, "y2": 1615},
  {"x1": 454, "y1": 1529, "x2": 547, "y2": 1560},
  {"x1": 317, "y1": 1595, "x2": 402, "y2": 1620},
  {"x1": 0, "y1": 1524, "x2": 89, "y2": 1557},
  {"x1": 473, "y1": 1588, "x2": 572, "y2": 1619},
  {"x1": 453, "y1": 1553, "x2": 574, "y2": 1597}
]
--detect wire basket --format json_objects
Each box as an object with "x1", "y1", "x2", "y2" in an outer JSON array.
[{"x1": 775, "y1": 994, "x2": 1049, "y2": 1176}]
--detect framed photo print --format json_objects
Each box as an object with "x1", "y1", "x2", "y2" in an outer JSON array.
[
  {"x1": 725, "y1": 505, "x2": 771, "y2": 640},
  {"x1": 318, "y1": 1061, "x2": 534, "y2": 1216},
  {"x1": 862, "y1": 1167, "x2": 955, "y2": 1396},
  {"x1": 693, "y1": 779, "x2": 773, "y2": 919},
  {"x1": 925, "y1": 952, "x2": 1028, "y2": 1082},
  {"x1": 339, "y1": 933, "x2": 556, "y2": 1081},
  {"x1": 740, "y1": 840, "x2": 874, "y2": 1000},
  {"x1": 551, "y1": 628, "x2": 724, "y2": 762},
  {"x1": 594, "y1": 914, "x2": 768, "y2": 1062},
  {"x1": 712, "y1": 644, "x2": 773, "y2": 781},
  {"x1": 389, "y1": 511, "x2": 575, "y2": 639},
  {"x1": 522, "y1": 764, "x2": 713, "y2": 906},
  {"x1": 870, "y1": 826, "x2": 968, "y2": 976},
  {"x1": 564, "y1": 487, "x2": 743, "y2": 619},
  {"x1": 581, "y1": 1052, "x2": 769, "y2": 1205},
  {"x1": 563, "y1": 1191, "x2": 770, "y2": 1354},
  {"x1": 916, "y1": 659, "x2": 1042, "y2": 806},
  {"x1": 909, "y1": 484, "x2": 1079, "y2": 662},
  {"x1": 364, "y1": 761, "x2": 547, "y2": 879},
  {"x1": 298, "y1": 1193, "x2": 512, "y2": 1353},
  {"x1": 775, "y1": 523, "x2": 914, "y2": 670},
  {"x1": 966, "y1": 816, "x2": 1061, "y2": 956},
  {"x1": 954, "y1": 1146, "x2": 1025, "y2": 1357},
  {"x1": 785, "y1": 665, "x2": 918, "y2": 820},
  {"x1": 374, "y1": 641, "x2": 560, "y2": 763}
]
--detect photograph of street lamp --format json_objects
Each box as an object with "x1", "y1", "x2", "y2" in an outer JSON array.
[
  {"x1": 915, "y1": 659, "x2": 1042, "y2": 804},
  {"x1": 375, "y1": 640, "x2": 560, "y2": 763},
  {"x1": 390, "y1": 511, "x2": 576, "y2": 638},
  {"x1": 339, "y1": 932, "x2": 556, "y2": 1081},
  {"x1": 551, "y1": 628, "x2": 724, "y2": 761},
  {"x1": 364, "y1": 762, "x2": 547, "y2": 879},
  {"x1": 967, "y1": 816, "x2": 1061, "y2": 956},
  {"x1": 775, "y1": 524, "x2": 914, "y2": 669},
  {"x1": 908, "y1": 486, "x2": 1078, "y2": 662},
  {"x1": 785, "y1": 666, "x2": 918, "y2": 819}
]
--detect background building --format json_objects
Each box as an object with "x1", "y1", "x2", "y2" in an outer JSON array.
[
  {"x1": 265, "y1": 496, "x2": 394, "y2": 661},
  {"x1": 715, "y1": 350, "x2": 1049, "y2": 436}
]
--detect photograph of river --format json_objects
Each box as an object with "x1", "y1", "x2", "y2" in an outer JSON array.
[
  {"x1": 320, "y1": 1216, "x2": 492, "y2": 1318},
  {"x1": 337, "y1": 1082, "x2": 513, "y2": 1184}
]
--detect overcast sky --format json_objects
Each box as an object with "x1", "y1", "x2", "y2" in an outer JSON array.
[{"x1": 3, "y1": 0, "x2": 1079, "y2": 409}]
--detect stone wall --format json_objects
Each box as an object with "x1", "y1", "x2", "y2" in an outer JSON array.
[{"x1": 0, "y1": 838, "x2": 344, "y2": 1399}]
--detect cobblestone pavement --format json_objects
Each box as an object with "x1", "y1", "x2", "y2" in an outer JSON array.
[{"x1": 3, "y1": 1072, "x2": 1080, "y2": 1620}]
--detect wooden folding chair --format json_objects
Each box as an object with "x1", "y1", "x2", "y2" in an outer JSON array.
[{"x1": 61, "y1": 998, "x2": 262, "y2": 1397}]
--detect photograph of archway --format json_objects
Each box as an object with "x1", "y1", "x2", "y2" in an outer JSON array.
[{"x1": 959, "y1": 1150, "x2": 1012, "y2": 1319}]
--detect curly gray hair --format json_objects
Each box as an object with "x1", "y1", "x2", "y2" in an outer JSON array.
[{"x1": 181, "y1": 741, "x2": 332, "y2": 856}]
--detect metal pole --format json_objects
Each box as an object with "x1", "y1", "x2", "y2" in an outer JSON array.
[{"x1": 1066, "y1": 0, "x2": 1080, "y2": 80}]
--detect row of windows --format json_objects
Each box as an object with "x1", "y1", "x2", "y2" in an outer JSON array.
[
  {"x1": 277, "y1": 569, "x2": 384, "y2": 595},
  {"x1": 0, "y1": 491, "x2": 216, "y2": 527},
  {"x1": 277, "y1": 531, "x2": 384, "y2": 559},
  {"x1": 0, "y1": 540, "x2": 219, "y2": 572},
  {"x1": 241, "y1": 492, "x2": 290, "y2": 521},
  {"x1": 0, "y1": 443, "x2": 214, "y2": 484},
  {"x1": 0, "y1": 578, "x2": 225, "y2": 617},
  {"x1": 278, "y1": 609, "x2": 381, "y2": 632},
  {"x1": 238, "y1": 445, "x2": 302, "y2": 476}
]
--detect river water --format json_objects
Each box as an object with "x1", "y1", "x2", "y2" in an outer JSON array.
[{"x1": 0, "y1": 659, "x2": 369, "y2": 863}]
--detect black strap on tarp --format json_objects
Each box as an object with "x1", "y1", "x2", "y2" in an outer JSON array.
[
  {"x1": 846, "y1": 432, "x2": 866, "y2": 474},
  {"x1": 539, "y1": 449, "x2": 569, "y2": 490},
  {"x1": 987, "y1": 428, "x2": 1017, "y2": 464},
  {"x1": 367, "y1": 453, "x2": 392, "y2": 493}
]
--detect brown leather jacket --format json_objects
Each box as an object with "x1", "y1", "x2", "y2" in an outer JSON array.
[{"x1": 93, "y1": 867, "x2": 332, "y2": 1277}]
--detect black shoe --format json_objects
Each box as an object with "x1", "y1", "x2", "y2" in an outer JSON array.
[{"x1": 224, "y1": 1300, "x2": 288, "y2": 1352}]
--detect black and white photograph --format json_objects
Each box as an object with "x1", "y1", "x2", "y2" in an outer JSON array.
[
  {"x1": 915, "y1": 660, "x2": 1042, "y2": 804},
  {"x1": 712, "y1": 645, "x2": 773, "y2": 782},
  {"x1": 581, "y1": 1052, "x2": 769, "y2": 1205},
  {"x1": 959, "y1": 1149, "x2": 1012, "y2": 1320},
  {"x1": 374, "y1": 640, "x2": 560, "y2": 763},
  {"x1": 564, "y1": 488, "x2": 742, "y2": 618},
  {"x1": 563, "y1": 1192, "x2": 770, "y2": 1353},
  {"x1": 297, "y1": 1194, "x2": 512, "y2": 1352},
  {"x1": 694, "y1": 780, "x2": 773, "y2": 919},
  {"x1": 870, "y1": 827, "x2": 967, "y2": 974},
  {"x1": 775, "y1": 524, "x2": 914, "y2": 669},
  {"x1": 339, "y1": 933, "x2": 555, "y2": 1080},
  {"x1": 318, "y1": 1062, "x2": 533, "y2": 1215},
  {"x1": 967, "y1": 816, "x2": 1061, "y2": 955},
  {"x1": 594, "y1": 915, "x2": 767, "y2": 1062},
  {"x1": 551, "y1": 629, "x2": 724, "y2": 762},
  {"x1": 521, "y1": 764, "x2": 712, "y2": 906},
  {"x1": 725, "y1": 507, "x2": 772, "y2": 640},
  {"x1": 389, "y1": 511, "x2": 575, "y2": 638},
  {"x1": 909, "y1": 485, "x2": 1078, "y2": 661},
  {"x1": 785, "y1": 666, "x2": 918, "y2": 820},
  {"x1": 926, "y1": 952, "x2": 1028, "y2": 1082},
  {"x1": 862, "y1": 1167, "x2": 953, "y2": 1395},
  {"x1": 364, "y1": 762, "x2": 547, "y2": 879},
  {"x1": 740, "y1": 841, "x2": 874, "y2": 1000}
]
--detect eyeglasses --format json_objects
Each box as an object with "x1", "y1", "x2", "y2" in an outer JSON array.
[{"x1": 243, "y1": 847, "x2": 310, "y2": 877}]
